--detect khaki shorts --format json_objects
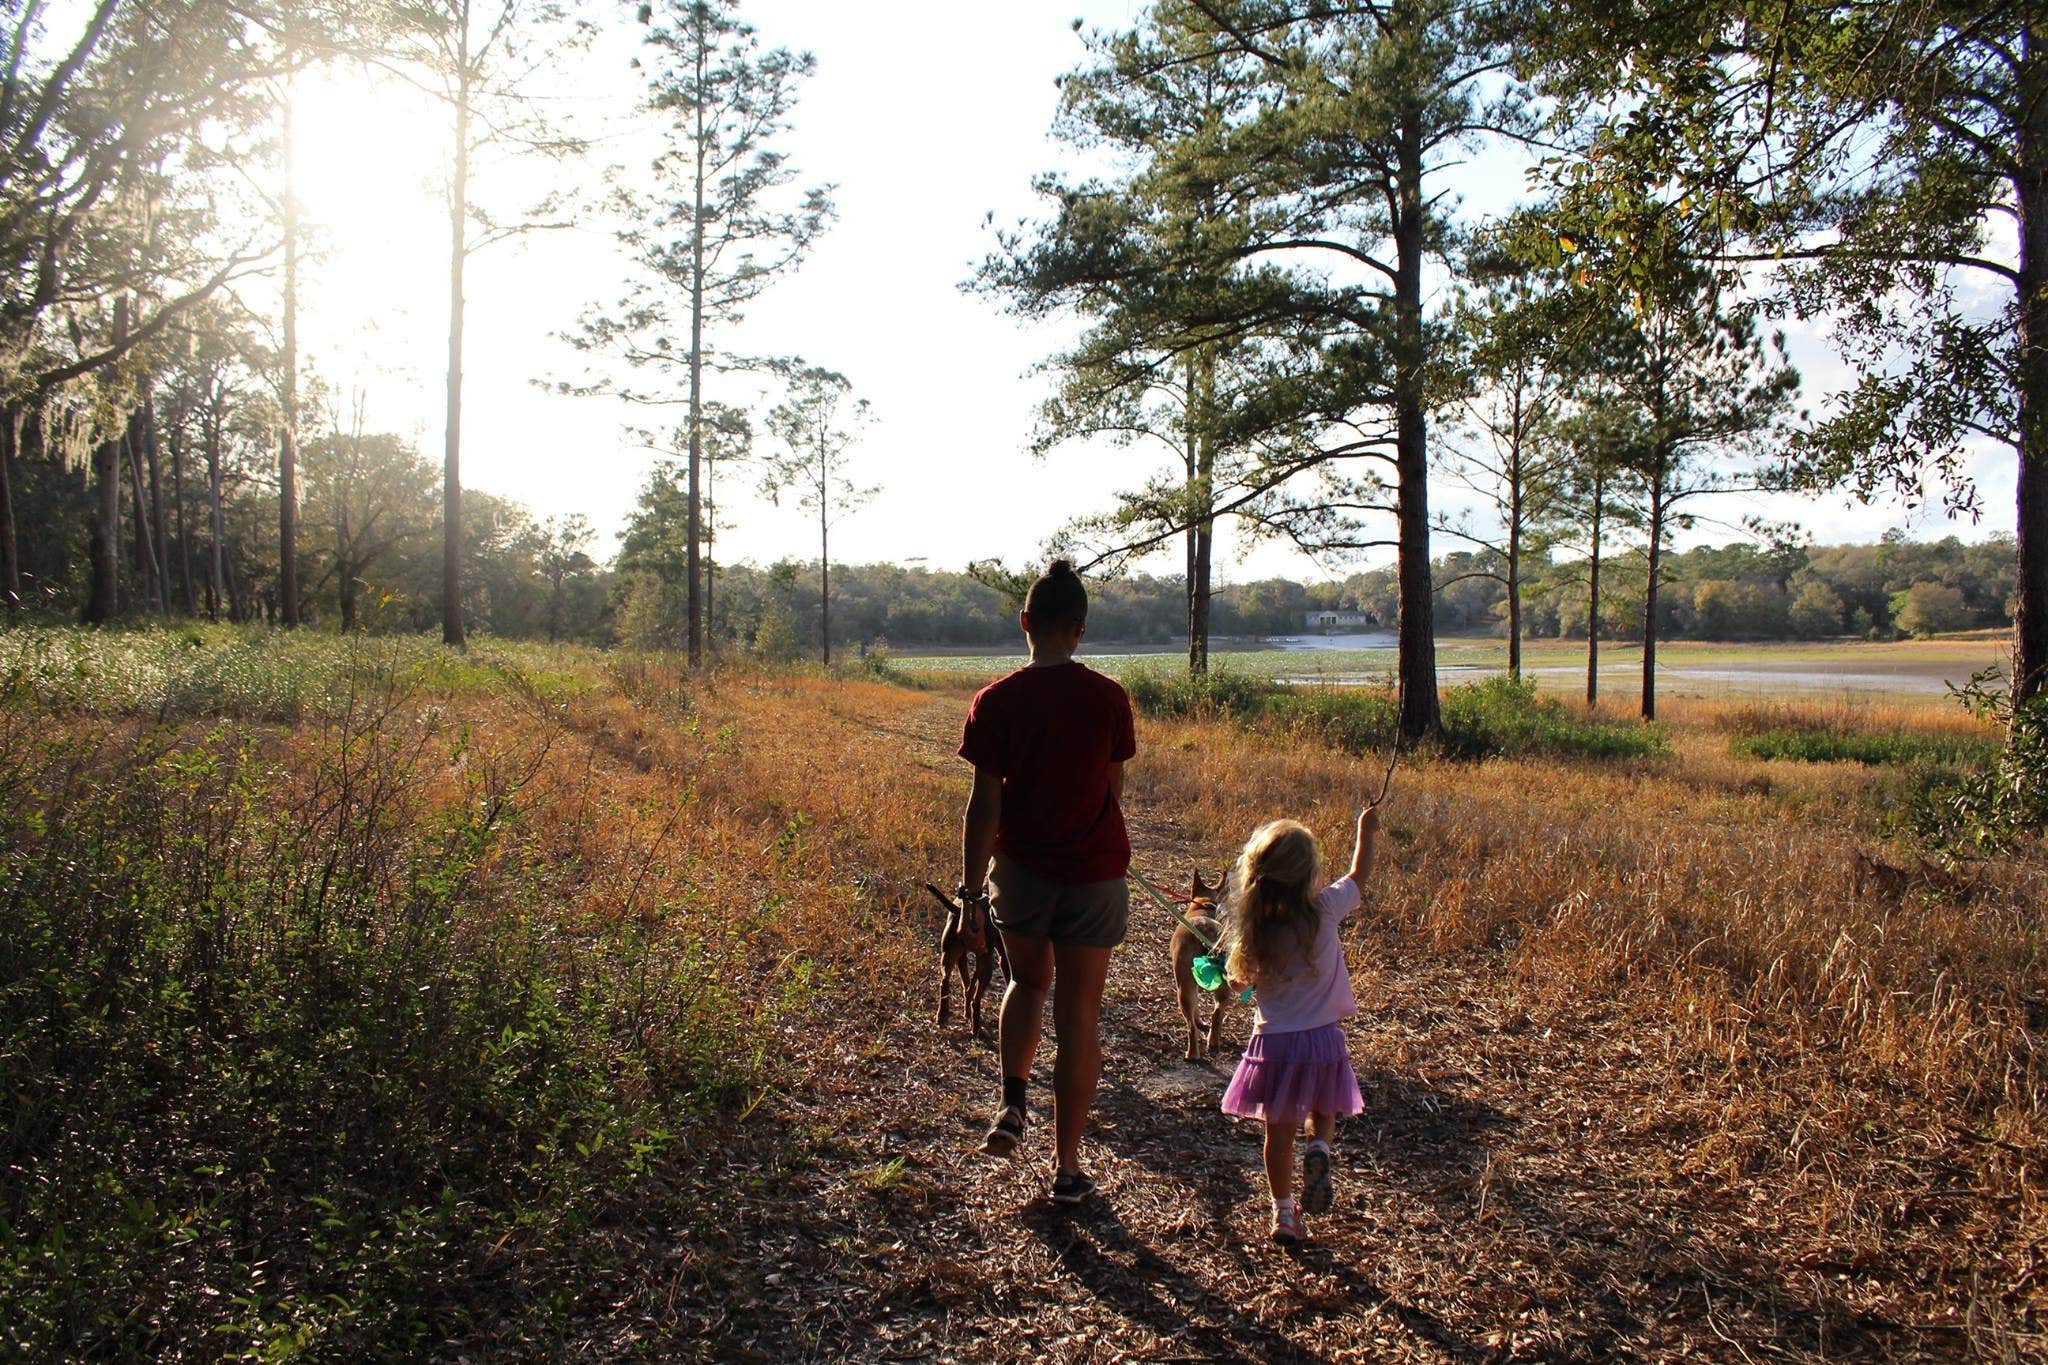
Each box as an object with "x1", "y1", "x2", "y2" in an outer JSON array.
[{"x1": 988, "y1": 852, "x2": 1130, "y2": 948}]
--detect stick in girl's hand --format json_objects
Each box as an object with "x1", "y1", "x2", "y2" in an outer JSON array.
[{"x1": 1370, "y1": 729, "x2": 1401, "y2": 806}]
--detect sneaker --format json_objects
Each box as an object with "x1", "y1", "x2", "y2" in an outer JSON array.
[
  {"x1": 982, "y1": 1105, "x2": 1025, "y2": 1157},
  {"x1": 1270, "y1": 1206, "x2": 1307, "y2": 1244},
  {"x1": 1301, "y1": 1140, "x2": 1335, "y2": 1216},
  {"x1": 1049, "y1": 1170, "x2": 1096, "y2": 1205}
]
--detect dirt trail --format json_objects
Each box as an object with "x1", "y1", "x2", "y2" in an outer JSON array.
[{"x1": 641, "y1": 692, "x2": 1962, "y2": 1364}]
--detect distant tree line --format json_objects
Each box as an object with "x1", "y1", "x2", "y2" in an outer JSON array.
[
  {"x1": 9, "y1": 362, "x2": 2006, "y2": 655},
  {"x1": 4, "y1": 392, "x2": 608, "y2": 639},
  {"x1": 613, "y1": 534, "x2": 2015, "y2": 657},
  {"x1": 1360, "y1": 535, "x2": 2016, "y2": 645}
]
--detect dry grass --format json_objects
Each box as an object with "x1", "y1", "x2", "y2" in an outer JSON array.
[
  {"x1": 15, "y1": 643, "x2": 2044, "y2": 1358},
  {"x1": 561, "y1": 663, "x2": 2047, "y2": 1358},
  {"x1": 654, "y1": 664, "x2": 2043, "y2": 1356},
  {"x1": 536, "y1": 662, "x2": 961, "y2": 995},
  {"x1": 1122, "y1": 704, "x2": 2046, "y2": 1355},
  {"x1": 1663, "y1": 695, "x2": 2004, "y2": 742},
  {"x1": 1131, "y1": 710, "x2": 2046, "y2": 1120}
]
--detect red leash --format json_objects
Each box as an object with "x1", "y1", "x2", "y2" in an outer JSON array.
[{"x1": 1130, "y1": 866, "x2": 1200, "y2": 905}]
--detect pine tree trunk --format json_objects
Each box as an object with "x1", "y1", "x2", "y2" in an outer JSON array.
[
  {"x1": 279, "y1": 65, "x2": 302, "y2": 630},
  {"x1": 337, "y1": 494, "x2": 355, "y2": 631},
  {"x1": 169, "y1": 402, "x2": 195, "y2": 614},
  {"x1": 2014, "y1": 41, "x2": 2047, "y2": 707},
  {"x1": 126, "y1": 417, "x2": 164, "y2": 615},
  {"x1": 442, "y1": 67, "x2": 470, "y2": 649},
  {"x1": 1393, "y1": 110, "x2": 1440, "y2": 738},
  {"x1": 143, "y1": 395, "x2": 170, "y2": 614},
  {"x1": 85, "y1": 431, "x2": 120, "y2": 622},
  {"x1": 1189, "y1": 351, "x2": 1215, "y2": 675},
  {"x1": 1642, "y1": 457, "x2": 1666, "y2": 722},
  {"x1": 685, "y1": 25, "x2": 708, "y2": 669},
  {"x1": 705, "y1": 453, "x2": 717, "y2": 648},
  {"x1": 819, "y1": 434, "x2": 831, "y2": 666},
  {"x1": 1185, "y1": 355, "x2": 1199, "y2": 673},
  {"x1": 84, "y1": 297, "x2": 130, "y2": 623},
  {"x1": 0, "y1": 403, "x2": 20, "y2": 608},
  {"x1": 1586, "y1": 467, "x2": 1603, "y2": 707},
  {"x1": 206, "y1": 399, "x2": 226, "y2": 622},
  {"x1": 224, "y1": 549, "x2": 244, "y2": 623},
  {"x1": 1505, "y1": 382, "x2": 1524, "y2": 680},
  {"x1": 1506, "y1": 482, "x2": 1522, "y2": 681}
]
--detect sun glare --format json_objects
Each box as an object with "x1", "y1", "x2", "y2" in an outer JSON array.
[
  {"x1": 274, "y1": 61, "x2": 652, "y2": 542},
  {"x1": 286, "y1": 68, "x2": 448, "y2": 389}
]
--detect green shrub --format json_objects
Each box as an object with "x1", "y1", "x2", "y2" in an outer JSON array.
[
  {"x1": 1731, "y1": 729, "x2": 1997, "y2": 767},
  {"x1": 1126, "y1": 668, "x2": 1662, "y2": 762},
  {"x1": 830, "y1": 640, "x2": 929, "y2": 688},
  {"x1": 1907, "y1": 672, "x2": 2048, "y2": 855},
  {"x1": 0, "y1": 670, "x2": 759, "y2": 1358},
  {"x1": 1267, "y1": 687, "x2": 1400, "y2": 754},
  {"x1": 1437, "y1": 674, "x2": 1666, "y2": 761},
  {"x1": 0, "y1": 625, "x2": 591, "y2": 720},
  {"x1": 1123, "y1": 665, "x2": 1273, "y2": 722}
]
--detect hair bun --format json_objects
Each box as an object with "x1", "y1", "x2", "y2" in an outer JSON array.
[{"x1": 1024, "y1": 557, "x2": 1089, "y2": 627}]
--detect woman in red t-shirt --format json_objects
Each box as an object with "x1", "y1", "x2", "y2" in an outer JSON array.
[{"x1": 957, "y1": 560, "x2": 1136, "y2": 1205}]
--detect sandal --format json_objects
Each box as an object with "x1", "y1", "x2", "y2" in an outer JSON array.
[
  {"x1": 1049, "y1": 1170, "x2": 1096, "y2": 1205},
  {"x1": 982, "y1": 1105, "x2": 1025, "y2": 1157}
]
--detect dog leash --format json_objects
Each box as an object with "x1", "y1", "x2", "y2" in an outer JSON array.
[
  {"x1": 1128, "y1": 867, "x2": 1222, "y2": 953},
  {"x1": 1130, "y1": 868, "x2": 1255, "y2": 1003}
]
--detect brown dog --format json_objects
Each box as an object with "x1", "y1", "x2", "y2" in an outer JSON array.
[
  {"x1": 1169, "y1": 870, "x2": 1235, "y2": 1061},
  {"x1": 928, "y1": 883, "x2": 1007, "y2": 1037}
]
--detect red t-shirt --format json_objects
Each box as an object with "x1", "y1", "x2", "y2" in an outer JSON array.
[{"x1": 957, "y1": 661, "x2": 1137, "y2": 884}]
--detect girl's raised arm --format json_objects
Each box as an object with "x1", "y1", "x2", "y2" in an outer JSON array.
[{"x1": 1345, "y1": 805, "x2": 1380, "y2": 887}]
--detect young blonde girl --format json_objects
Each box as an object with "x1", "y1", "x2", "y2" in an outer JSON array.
[{"x1": 1221, "y1": 805, "x2": 1378, "y2": 1244}]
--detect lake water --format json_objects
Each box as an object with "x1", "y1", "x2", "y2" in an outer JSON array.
[
  {"x1": 1265, "y1": 633, "x2": 1975, "y2": 695},
  {"x1": 1262, "y1": 632, "x2": 1400, "y2": 652},
  {"x1": 907, "y1": 630, "x2": 1995, "y2": 698}
]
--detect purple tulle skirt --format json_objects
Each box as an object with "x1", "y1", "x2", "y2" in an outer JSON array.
[{"x1": 1221, "y1": 1023, "x2": 1364, "y2": 1124}]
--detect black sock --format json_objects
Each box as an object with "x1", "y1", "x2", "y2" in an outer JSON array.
[{"x1": 1002, "y1": 1076, "x2": 1028, "y2": 1112}]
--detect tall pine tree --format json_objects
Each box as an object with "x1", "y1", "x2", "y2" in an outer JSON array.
[{"x1": 567, "y1": 0, "x2": 832, "y2": 667}]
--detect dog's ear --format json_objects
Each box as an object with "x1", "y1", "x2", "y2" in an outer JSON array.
[{"x1": 1191, "y1": 868, "x2": 1214, "y2": 901}]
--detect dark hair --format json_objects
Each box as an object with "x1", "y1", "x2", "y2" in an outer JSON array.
[{"x1": 1023, "y1": 558, "x2": 1087, "y2": 628}]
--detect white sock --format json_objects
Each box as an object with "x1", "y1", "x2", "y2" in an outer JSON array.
[
  {"x1": 1306, "y1": 1136, "x2": 1331, "y2": 1155},
  {"x1": 1272, "y1": 1195, "x2": 1296, "y2": 1219}
]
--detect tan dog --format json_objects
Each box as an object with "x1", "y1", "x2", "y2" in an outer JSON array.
[
  {"x1": 1169, "y1": 870, "x2": 1235, "y2": 1061},
  {"x1": 928, "y1": 883, "x2": 1006, "y2": 1037}
]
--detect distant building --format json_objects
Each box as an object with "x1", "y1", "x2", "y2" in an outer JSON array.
[{"x1": 1303, "y1": 609, "x2": 1370, "y2": 632}]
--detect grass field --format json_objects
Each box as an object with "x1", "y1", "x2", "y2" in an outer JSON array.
[{"x1": 3, "y1": 625, "x2": 2041, "y2": 1359}]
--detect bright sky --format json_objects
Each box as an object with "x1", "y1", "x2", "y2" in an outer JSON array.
[{"x1": 281, "y1": 1, "x2": 2016, "y2": 586}]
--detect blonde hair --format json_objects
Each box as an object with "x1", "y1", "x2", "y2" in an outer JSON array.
[{"x1": 1225, "y1": 819, "x2": 1321, "y2": 988}]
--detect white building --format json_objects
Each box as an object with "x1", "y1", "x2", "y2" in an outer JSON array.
[{"x1": 1303, "y1": 609, "x2": 1371, "y2": 632}]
